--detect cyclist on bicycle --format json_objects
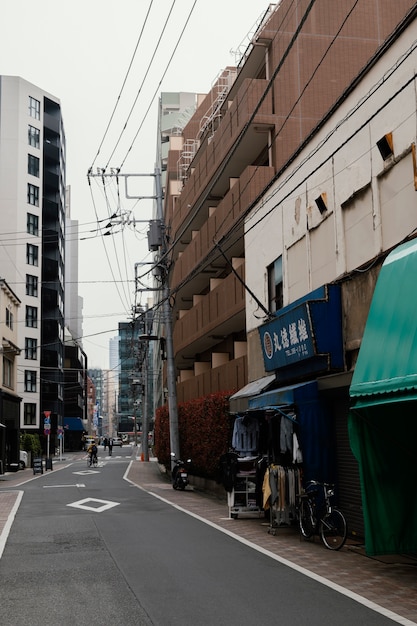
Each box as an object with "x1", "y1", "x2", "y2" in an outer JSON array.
[{"x1": 87, "y1": 441, "x2": 98, "y2": 466}]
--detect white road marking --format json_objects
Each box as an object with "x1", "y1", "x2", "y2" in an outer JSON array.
[
  {"x1": 43, "y1": 484, "x2": 85, "y2": 488},
  {"x1": 67, "y1": 497, "x2": 120, "y2": 513}
]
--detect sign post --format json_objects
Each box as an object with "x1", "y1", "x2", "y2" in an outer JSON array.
[{"x1": 44, "y1": 411, "x2": 52, "y2": 470}]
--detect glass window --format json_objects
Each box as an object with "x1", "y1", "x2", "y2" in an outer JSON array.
[
  {"x1": 29, "y1": 96, "x2": 40, "y2": 120},
  {"x1": 25, "y1": 337, "x2": 37, "y2": 360},
  {"x1": 5, "y1": 308, "x2": 13, "y2": 330},
  {"x1": 25, "y1": 305, "x2": 38, "y2": 328},
  {"x1": 28, "y1": 154, "x2": 40, "y2": 177},
  {"x1": 26, "y1": 244, "x2": 38, "y2": 266},
  {"x1": 24, "y1": 403, "x2": 37, "y2": 425},
  {"x1": 24, "y1": 370, "x2": 37, "y2": 392},
  {"x1": 28, "y1": 125, "x2": 40, "y2": 148},
  {"x1": 27, "y1": 183, "x2": 39, "y2": 206},
  {"x1": 268, "y1": 256, "x2": 283, "y2": 313},
  {"x1": 26, "y1": 274, "x2": 38, "y2": 297},
  {"x1": 3, "y1": 357, "x2": 13, "y2": 388},
  {"x1": 27, "y1": 213, "x2": 39, "y2": 236}
]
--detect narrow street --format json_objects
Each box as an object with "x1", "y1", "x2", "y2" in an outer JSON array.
[{"x1": 0, "y1": 446, "x2": 416, "y2": 625}]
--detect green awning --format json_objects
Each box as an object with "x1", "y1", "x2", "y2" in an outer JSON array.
[
  {"x1": 349, "y1": 239, "x2": 417, "y2": 556},
  {"x1": 350, "y1": 238, "x2": 417, "y2": 405}
]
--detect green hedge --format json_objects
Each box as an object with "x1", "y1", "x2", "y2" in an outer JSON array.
[
  {"x1": 21, "y1": 432, "x2": 42, "y2": 456},
  {"x1": 154, "y1": 390, "x2": 234, "y2": 479}
]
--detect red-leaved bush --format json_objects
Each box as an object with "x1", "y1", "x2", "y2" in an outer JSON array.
[{"x1": 154, "y1": 390, "x2": 234, "y2": 479}]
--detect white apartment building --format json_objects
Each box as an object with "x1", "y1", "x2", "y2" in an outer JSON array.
[{"x1": 0, "y1": 76, "x2": 66, "y2": 433}]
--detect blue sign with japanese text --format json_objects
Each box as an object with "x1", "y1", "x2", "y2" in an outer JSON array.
[{"x1": 258, "y1": 284, "x2": 343, "y2": 374}]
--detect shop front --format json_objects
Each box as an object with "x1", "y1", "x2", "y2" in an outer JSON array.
[
  {"x1": 349, "y1": 239, "x2": 417, "y2": 556},
  {"x1": 225, "y1": 284, "x2": 345, "y2": 523}
]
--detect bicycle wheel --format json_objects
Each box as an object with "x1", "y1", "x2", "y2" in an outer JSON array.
[
  {"x1": 299, "y1": 498, "x2": 315, "y2": 539},
  {"x1": 320, "y1": 509, "x2": 347, "y2": 550}
]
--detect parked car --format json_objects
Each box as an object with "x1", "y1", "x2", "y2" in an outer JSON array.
[
  {"x1": 19, "y1": 450, "x2": 28, "y2": 469},
  {"x1": 112, "y1": 437, "x2": 123, "y2": 447}
]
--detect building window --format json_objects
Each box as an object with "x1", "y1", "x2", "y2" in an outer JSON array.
[
  {"x1": 28, "y1": 125, "x2": 40, "y2": 148},
  {"x1": 5, "y1": 308, "x2": 13, "y2": 330},
  {"x1": 24, "y1": 403, "x2": 37, "y2": 425},
  {"x1": 29, "y1": 96, "x2": 40, "y2": 120},
  {"x1": 25, "y1": 337, "x2": 37, "y2": 360},
  {"x1": 27, "y1": 183, "x2": 39, "y2": 206},
  {"x1": 24, "y1": 370, "x2": 37, "y2": 392},
  {"x1": 3, "y1": 357, "x2": 13, "y2": 388},
  {"x1": 27, "y1": 213, "x2": 39, "y2": 236},
  {"x1": 28, "y1": 154, "x2": 40, "y2": 177},
  {"x1": 26, "y1": 305, "x2": 38, "y2": 328},
  {"x1": 26, "y1": 274, "x2": 38, "y2": 297},
  {"x1": 268, "y1": 256, "x2": 283, "y2": 313},
  {"x1": 26, "y1": 243, "x2": 38, "y2": 266}
]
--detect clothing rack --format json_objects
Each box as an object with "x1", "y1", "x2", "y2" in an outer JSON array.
[{"x1": 263, "y1": 464, "x2": 302, "y2": 535}]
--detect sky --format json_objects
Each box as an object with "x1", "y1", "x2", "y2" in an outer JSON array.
[{"x1": 1, "y1": 0, "x2": 272, "y2": 368}]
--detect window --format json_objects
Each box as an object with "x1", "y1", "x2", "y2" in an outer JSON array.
[
  {"x1": 26, "y1": 274, "x2": 38, "y2": 297},
  {"x1": 3, "y1": 357, "x2": 13, "y2": 388},
  {"x1": 24, "y1": 370, "x2": 37, "y2": 392},
  {"x1": 29, "y1": 96, "x2": 40, "y2": 120},
  {"x1": 26, "y1": 305, "x2": 38, "y2": 328},
  {"x1": 28, "y1": 125, "x2": 40, "y2": 148},
  {"x1": 25, "y1": 337, "x2": 37, "y2": 360},
  {"x1": 5, "y1": 308, "x2": 13, "y2": 330},
  {"x1": 27, "y1": 183, "x2": 39, "y2": 206},
  {"x1": 26, "y1": 243, "x2": 38, "y2": 266},
  {"x1": 24, "y1": 403, "x2": 37, "y2": 425},
  {"x1": 268, "y1": 256, "x2": 283, "y2": 313},
  {"x1": 27, "y1": 213, "x2": 39, "y2": 236},
  {"x1": 28, "y1": 154, "x2": 40, "y2": 177}
]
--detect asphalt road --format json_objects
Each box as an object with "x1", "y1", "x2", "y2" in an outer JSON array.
[{"x1": 0, "y1": 447, "x2": 400, "y2": 625}]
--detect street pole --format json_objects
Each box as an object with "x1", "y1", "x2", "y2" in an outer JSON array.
[{"x1": 155, "y1": 167, "x2": 180, "y2": 465}]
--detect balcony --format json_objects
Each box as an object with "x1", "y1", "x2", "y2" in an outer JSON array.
[
  {"x1": 173, "y1": 266, "x2": 246, "y2": 369},
  {"x1": 172, "y1": 78, "x2": 274, "y2": 239},
  {"x1": 171, "y1": 165, "x2": 274, "y2": 295},
  {"x1": 176, "y1": 355, "x2": 247, "y2": 404}
]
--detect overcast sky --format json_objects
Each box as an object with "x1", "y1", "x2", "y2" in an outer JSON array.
[{"x1": 1, "y1": 0, "x2": 272, "y2": 368}]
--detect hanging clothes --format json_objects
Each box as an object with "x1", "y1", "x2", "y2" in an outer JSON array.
[{"x1": 232, "y1": 415, "x2": 260, "y2": 456}]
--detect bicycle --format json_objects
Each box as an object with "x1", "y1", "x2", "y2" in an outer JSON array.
[
  {"x1": 87, "y1": 454, "x2": 98, "y2": 468},
  {"x1": 297, "y1": 480, "x2": 347, "y2": 550}
]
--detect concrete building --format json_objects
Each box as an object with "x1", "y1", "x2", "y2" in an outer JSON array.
[
  {"x1": 0, "y1": 280, "x2": 21, "y2": 472},
  {"x1": 160, "y1": 1, "x2": 416, "y2": 544},
  {"x1": 0, "y1": 76, "x2": 66, "y2": 441},
  {"x1": 243, "y1": 3, "x2": 417, "y2": 555},
  {"x1": 164, "y1": 0, "x2": 415, "y2": 405}
]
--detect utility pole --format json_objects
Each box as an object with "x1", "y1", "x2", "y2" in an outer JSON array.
[
  {"x1": 154, "y1": 167, "x2": 181, "y2": 464},
  {"x1": 87, "y1": 168, "x2": 180, "y2": 465}
]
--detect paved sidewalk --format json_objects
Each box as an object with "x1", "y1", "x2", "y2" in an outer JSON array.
[{"x1": 1, "y1": 455, "x2": 417, "y2": 624}]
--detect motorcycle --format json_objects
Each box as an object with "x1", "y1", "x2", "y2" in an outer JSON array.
[{"x1": 171, "y1": 452, "x2": 191, "y2": 490}]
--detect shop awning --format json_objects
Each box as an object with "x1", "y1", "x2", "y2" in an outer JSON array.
[
  {"x1": 350, "y1": 239, "x2": 417, "y2": 407},
  {"x1": 229, "y1": 374, "x2": 276, "y2": 413},
  {"x1": 349, "y1": 239, "x2": 417, "y2": 556},
  {"x1": 64, "y1": 417, "x2": 85, "y2": 432}
]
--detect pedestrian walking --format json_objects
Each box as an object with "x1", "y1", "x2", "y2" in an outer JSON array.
[
  {"x1": 103, "y1": 437, "x2": 108, "y2": 450},
  {"x1": 108, "y1": 438, "x2": 113, "y2": 456}
]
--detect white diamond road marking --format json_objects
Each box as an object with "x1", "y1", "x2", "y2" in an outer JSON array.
[
  {"x1": 67, "y1": 498, "x2": 120, "y2": 513},
  {"x1": 73, "y1": 469, "x2": 100, "y2": 475}
]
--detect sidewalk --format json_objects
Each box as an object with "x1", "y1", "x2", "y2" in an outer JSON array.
[{"x1": 1, "y1": 455, "x2": 417, "y2": 624}]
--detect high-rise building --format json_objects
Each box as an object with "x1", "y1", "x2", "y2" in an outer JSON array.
[{"x1": 0, "y1": 76, "x2": 66, "y2": 438}]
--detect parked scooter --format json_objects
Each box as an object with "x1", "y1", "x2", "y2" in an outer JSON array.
[{"x1": 171, "y1": 452, "x2": 191, "y2": 490}]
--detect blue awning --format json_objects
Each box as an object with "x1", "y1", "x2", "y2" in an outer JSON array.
[{"x1": 64, "y1": 417, "x2": 84, "y2": 432}]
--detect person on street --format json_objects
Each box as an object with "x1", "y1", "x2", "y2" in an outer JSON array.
[
  {"x1": 103, "y1": 437, "x2": 108, "y2": 450},
  {"x1": 87, "y1": 441, "x2": 98, "y2": 466},
  {"x1": 108, "y1": 438, "x2": 113, "y2": 456}
]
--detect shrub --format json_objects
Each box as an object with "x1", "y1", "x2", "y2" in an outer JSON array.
[
  {"x1": 154, "y1": 390, "x2": 234, "y2": 480},
  {"x1": 21, "y1": 432, "x2": 42, "y2": 456}
]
